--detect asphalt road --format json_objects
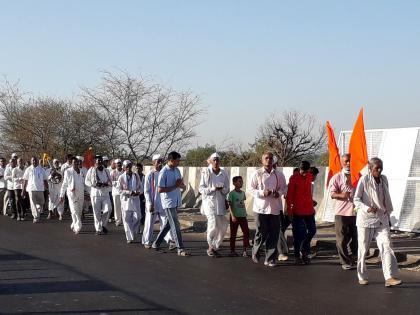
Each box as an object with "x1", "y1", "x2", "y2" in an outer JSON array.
[{"x1": 0, "y1": 213, "x2": 420, "y2": 315}]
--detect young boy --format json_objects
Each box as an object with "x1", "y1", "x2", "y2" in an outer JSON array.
[{"x1": 227, "y1": 176, "x2": 250, "y2": 257}]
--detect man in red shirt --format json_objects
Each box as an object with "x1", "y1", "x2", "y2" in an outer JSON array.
[{"x1": 286, "y1": 160, "x2": 316, "y2": 265}]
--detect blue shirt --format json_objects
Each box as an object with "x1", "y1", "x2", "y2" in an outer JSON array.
[{"x1": 158, "y1": 165, "x2": 182, "y2": 209}]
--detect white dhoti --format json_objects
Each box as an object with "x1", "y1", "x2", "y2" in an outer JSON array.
[
  {"x1": 49, "y1": 184, "x2": 64, "y2": 215},
  {"x1": 121, "y1": 195, "x2": 141, "y2": 241},
  {"x1": 206, "y1": 213, "x2": 229, "y2": 250},
  {"x1": 29, "y1": 191, "x2": 45, "y2": 220},
  {"x1": 142, "y1": 210, "x2": 172, "y2": 245},
  {"x1": 69, "y1": 192, "x2": 84, "y2": 233},
  {"x1": 91, "y1": 195, "x2": 111, "y2": 232},
  {"x1": 112, "y1": 194, "x2": 122, "y2": 225},
  {"x1": 357, "y1": 225, "x2": 399, "y2": 281}
]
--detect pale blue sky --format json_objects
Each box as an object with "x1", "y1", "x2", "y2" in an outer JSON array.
[{"x1": 1, "y1": 1, "x2": 420, "y2": 148}]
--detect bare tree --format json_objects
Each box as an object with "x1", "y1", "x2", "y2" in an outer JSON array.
[
  {"x1": 256, "y1": 110, "x2": 326, "y2": 166},
  {"x1": 81, "y1": 70, "x2": 204, "y2": 161}
]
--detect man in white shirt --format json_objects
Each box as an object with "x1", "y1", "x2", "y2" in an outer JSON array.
[
  {"x1": 22, "y1": 157, "x2": 48, "y2": 223},
  {"x1": 85, "y1": 155, "x2": 112, "y2": 235},
  {"x1": 0, "y1": 157, "x2": 6, "y2": 216},
  {"x1": 61, "y1": 157, "x2": 85, "y2": 234},
  {"x1": 142, "y1": 154, "x2": 173, "y2": 249},
  {"x1": 110, "y1": 159, "x2": 124, "y2": 226},
  {"x1": 249, "y1": 152, "x2": 287, "y2": 267},
  {"x1": 4, "y1": 159, "x2": 17, "y2": 218},
  {"x1": 199, "y1": 153, "x2": 230, "y2": 257},
  {"x1": 76, "y1": 156, "x2": 91, "y2": 216},
  {"x1": 12, "y1": 158, "x2": 26, "y2": 220}
]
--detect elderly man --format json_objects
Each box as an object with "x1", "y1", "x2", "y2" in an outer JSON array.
[
  {"x1": 0, "y1": 157, "x2": 6, "y2": 216},
  {"x1": 76, "y1": 156, "x2": 91, "y2": 216},
  {"x1": 330, "y1": 153, "x2": 357, "y2": 270},
  {"x1": 152, "y1": 151, "x2": 190, "y2": 256},
  {"x1": 22, "y1": 157, "x2": 48, "y2": 223},
  {"x1": 110, "y1": 159, "x2": 124, "y2": 226},
  {"x1": 354, "y1": 157, "x2": 401, "y2": 287},
  {"x1": 199, "y1": 153, "x2": 230, "y2": 257},
  {"x1": 85, "y1": 155, "x2": 112, "y2": 235},
  {"x1": 4, "y1": 158, "x2": 17, "y2": 218},
  {"x1": 61, "y1": 157, "x2": 85, "y2": 234},
  {"x1": 47, "y1": 159, "x2": 64, "y2": 220},
  {"x1": 117, "y1": 160, "x2": 143, "y2": 243},
  {"x1": 12, "y1": 158, "x2": 26, "y2": 220},
  {"x1": 249, "y1": 152, "x2": 287, "y2": 267},
  {"x1": 142, "y1": 154, "x2": 174, "y2": 249}
]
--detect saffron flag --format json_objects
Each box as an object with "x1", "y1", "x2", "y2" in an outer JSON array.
[
  {"x1": 83, "y1": 146, "x2": 94, "y2": 169},
  {"x1": 326, "y1": 121, "x2": 341, "y2": 187},
  {"x1": 42, "y1": 153, "x2": 51, "y2": 167},
  {"x1": 349, "y1": 108, "x2": 368, "y2": 187}
]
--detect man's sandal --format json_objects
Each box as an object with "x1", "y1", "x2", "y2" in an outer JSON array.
[{"x1": 178, "y1": 249, "x2": 191, "y2": 257}]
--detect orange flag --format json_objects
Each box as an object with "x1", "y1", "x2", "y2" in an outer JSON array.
[
  {"x1": 83, "y1": 146, "x2": 94, "y2": 169},
  {"x1": 349, "y1": 109, "x2": 368, "y2": 187},
  {"x1": 326, "y1": 121, "x2": 341, "y2": 187}
]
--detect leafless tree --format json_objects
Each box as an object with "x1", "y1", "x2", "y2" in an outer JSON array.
[
  {"x1": 81, "y1": 70, "x2": 204, "y2": 162},
  {"x1": 256, "y1": 110, "x2": 326, "y2": 166}
]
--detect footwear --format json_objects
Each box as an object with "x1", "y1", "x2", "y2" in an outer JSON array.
[
  {"x1": 342, "y1": 264, "x2": 353, "y2": 270},
  {"x1": 20, "y1": 217, "x2": 25, "y2": 221},
  {"x1": 294, "y1": 257, "x2": 304, "y2": 265},
  {"x1": 95, "y1": 231, "x2": 102, "y2": 235},
  {"x1": 278, "y1": 254, "x2": 289, "y2": 261},
  {"x1": 207, "y1": 249, "x2": 215, "y2": 257},
  {"x1": 385, "y1": 278, "x2": 402, "y2": 287},
  {"x1": 178, "y1": 249, "x2": 191, "y2": 257},
  {"x1": 168, "y1": 241, "x2": 176, "y2": 251},
  {"x1": 359, "y1": 279, "x2": 369, "y2": 285},
  {"x1": 302, "y1": 254, "x2": 311, "y2": 265},
  {"x1": 108, "y1": 218, "x2": 113, "y2": 223},
  {"x1": 264, "y1": 261, "x2": 277, "y2": 267},
  {"x1": 74, "y1": 230, "x2": 79, "y2": 235},
  {"x1": 32, "y1": 218, "x2": 38, "y2": 223},
  {"x1": 213, "y1": 250, "x2": 222, "y2": 258},
  {"x1": 144, "y1": 244, "x2": 152, "y2": 249},
  {"x1": 127, "y1": 240, "x2": 133, "y2": 244},
  {"x1": 115, "y1": 221, "x2": 122, "y2": 226},
  {"x1": 10, "y1": 214, "x2": 16, "y2": 219},
  {"x1": 46, "y1": 213, "x2": 51, "y2": 220},
  {"x1": 229, "y1": 251, "x2": 239, "y2": 257},
  {"x1": 252, "y1": 254, "x2": 259, "y2": 264},
  {"x1": 242, "y1": 250, "x2": 249, "y2": 258},
  {"x1": 58, "y1": 215, "x2": 63, "y2": 221},
  {"x1": 102, "y1": 227, "x2": 108, "y2": 234}
]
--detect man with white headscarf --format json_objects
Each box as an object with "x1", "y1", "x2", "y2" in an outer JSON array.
[
  {"x1": 199, "y1": 152, "x2": 230, "y2": 257},
  {"x1": 354, "y1": 157, "x2": 401, "y2": 287},
  {"x1": 47, "y1": 159, "x2": 64, "y2": 220},
  {"x1": 60, "y1": 157, "x2": 85, "y2": 234},
  {"x1": 117, "y1": 160, "x2": 143, "y2": 243},
  {"x1": 110, "y1": 159, "x2": 124, "y2": 226},
  {"x1": 85, "y1": 155, "x2": 112, "y2": 235},
  {"x1": 142, "y1": 154, "x2": 173, "y2": 249}
]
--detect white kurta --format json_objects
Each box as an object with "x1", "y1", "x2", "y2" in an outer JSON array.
[
  {"x1": 110, "y1": 169, "x2": 124, "y2": 225},
  {"x1": 118, "y1": 172, "x2": 142, "y2": 241},
  {"x1": 61, "y1": 168, "x2": 85, "y2": 233},
  {"x1": 47, "y1": 169, "x2": 64, "y2": 214}
]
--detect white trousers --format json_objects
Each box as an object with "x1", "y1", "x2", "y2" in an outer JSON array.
[
  {"x1": 49, "y1": 186, "x2": 64, "y2": 215},
  {"x1": 122, "y1": 209, "x2": 141, "y2": 241},
  {"x1": 142, "y1": 210, "x2": 172, "y2": 245},
  {"x1": 357, "y1": 225, "x2": 399, "y2": 281},
  {"x1": 29, "y1": 191, "x2": 45, "y2": 220},
  {"x1": 112, "y1": 194, "x2": 122, "y2": 224},
  {"x1": 91, "y1": 195, "x2": 111, "y2": 232},
  {"x1": 206, "y1": 214, "x2": 229, "y2": 250},
  {"x1": 69, "y1": 195, "x2": 84, "y2": 233}
]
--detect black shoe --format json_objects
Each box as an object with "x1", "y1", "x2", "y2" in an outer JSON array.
[
  {"x1": 95, "y1": 231, "x2": 102, "y2": 235},
  {"x1": 302, "y1": 254, "x2": 311, "y2": 265},
  {"x1": 102, "y1": 227, "x2": 108, "y2": 234},
  {"x1": 294, "y1": 257, "x2": 304, "y2": 265}
]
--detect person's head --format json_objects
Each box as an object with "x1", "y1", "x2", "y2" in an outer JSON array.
[
  {"x1": 136, "y1": 162, "x2": 143, "y2": 174},
  {"x1": 17, "y1": 158, "x2": 24, "y2": 168},
  {"x1": 115, "y1": 159, "x2": 122, "y2": 171},
  {"x1": 167, "y1": 151, "x2": 181, "y2": 168},
  {"x1": 10, "y1": 158, "x2": 17, "y2": 168},
  {"x1": 75, "y1": 156, "x2": 84, "y2": 168},
  {"x1": 31, "y1": 156, "x2": 39, "y2": 167},
  {"x1": 11, "y1": 153, "x2": 18, "y2": 160},
  {"x1": 152, "y1": 154, "x2": 164, "y2": 171},
  {"x1": 0, "y1": 157, "x2": 5, "y2": 168},
  {"x1": 71, "y1": 157, "x2": 80, "y2": 170},
  {"x1": 208, "y1": 153, "x2": 221, "y2": 171},
  {"x1": 232, "y1": 176, "x2": 243, "y2": 189},
  {"x1": 341, "y1": 153, "x2": 351, "y2": 174},
  {"x1": 293, "y1": 167, "x2": 299, "y2": 175},
  {"x1": 123, "y1": 160, "x2": 133, "y2": 174},
  {"x1": 102, "y1": 156, "x2": 109, "y2": 167},
  {"x1": 310, "y1": 166, "x2": 319, "y2": 180},
  {"x1": 53, "y1": 159, "x2": 60, "y2": 169},
  {"x1": 369, "y1": 157, "x2": 383, "y2": 178},
  {"x1": 261, "y1": 152, "x2": 274, "y2": 169},
  {"x1": 299, "y1": 160, "x2": 311, "y2": 175},
  {"x1": 95, "y1": 155, "x2": 103, "y2": 168},
  {"x1": 66, "y1": 154, "x2": 73, "y2": 163}
]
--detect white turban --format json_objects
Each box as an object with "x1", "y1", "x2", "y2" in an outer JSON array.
[
  {"x1": 122, "y1": 160, "x2": 132, "y2": 167},
  {"x1": 114, "y1": 159, "x2": 122, "y2": 164},
  {"x1": 209, "y1": 152, "x2": 220, "y2": 160},
  {"x1": 152, "y1": 154, "x2": 162, "y2": 161},
  {"x1": 102, "y1": 156, "x2": 109, "y2": 161},
  {"x1": 76, "y1": 156, "x2": 84, "y2": 162}
]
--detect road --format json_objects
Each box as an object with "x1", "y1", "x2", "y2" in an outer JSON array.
[{"x1": 0, "y1": 214, "x2": 419, "y2": 314}]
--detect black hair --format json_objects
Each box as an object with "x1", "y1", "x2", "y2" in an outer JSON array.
[
  {"x1": 94, "y1": 155, "x2": 103, "y2": 161},
  {"x1": 71, "y1": 156, "x2": 79, "y2": 162},
  {"x1": 310, "y1": 166, "x2": 319, "y2": 175},
  {"x1": 299, "y1": 160, "x2": 311, "y2": 171},
  {"x1": 167, "y1": 151, "x2": 181, "y2": 160},
  {"x1": 232, "y1": 176, "x2": 243, "y2": 183},
  {"x1": 66, "y1": 154, "x2": 73, "y2": 160}
]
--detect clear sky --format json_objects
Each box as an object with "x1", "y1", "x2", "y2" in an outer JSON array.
[{"x1": 1, "y1": 1, "x2": 420, "y2": 149}]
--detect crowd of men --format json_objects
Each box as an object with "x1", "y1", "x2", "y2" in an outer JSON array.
[{"x1": 0, "y1": 150, "x2": 402, "y2": 286}]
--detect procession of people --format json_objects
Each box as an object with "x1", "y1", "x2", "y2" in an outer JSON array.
[{"x1": 0, "y1": 150, "x2": 402, "y2": 286}]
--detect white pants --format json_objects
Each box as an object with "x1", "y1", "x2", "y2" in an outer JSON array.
[
  {"x1": 206, "y1": 214, "x2": 229, "y2": 250},
  {"x1": 122, "y1": 209, "x2": 141, "y2": 241},
  {"x1": 49, "y1": 186, "x2": 64, "y2": 215},
  {"x1": 142, "y1": 210, "x2": 172, "y2": 245},
  {"x1": 69, "y1": 195, "x2": 84, "y2": 233},
  {"x1": 29, "y1": 191, "x2": 45, "y2": 220},
  {"x1": 91, "y1": 195, "x2": 111, "y2": 232},
  {"x1": 112, "y1": 194, "x2": 122, "y2": 224},
  {"x1": 357, "y1": 225, "x2": 399, "y2": 281}
]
